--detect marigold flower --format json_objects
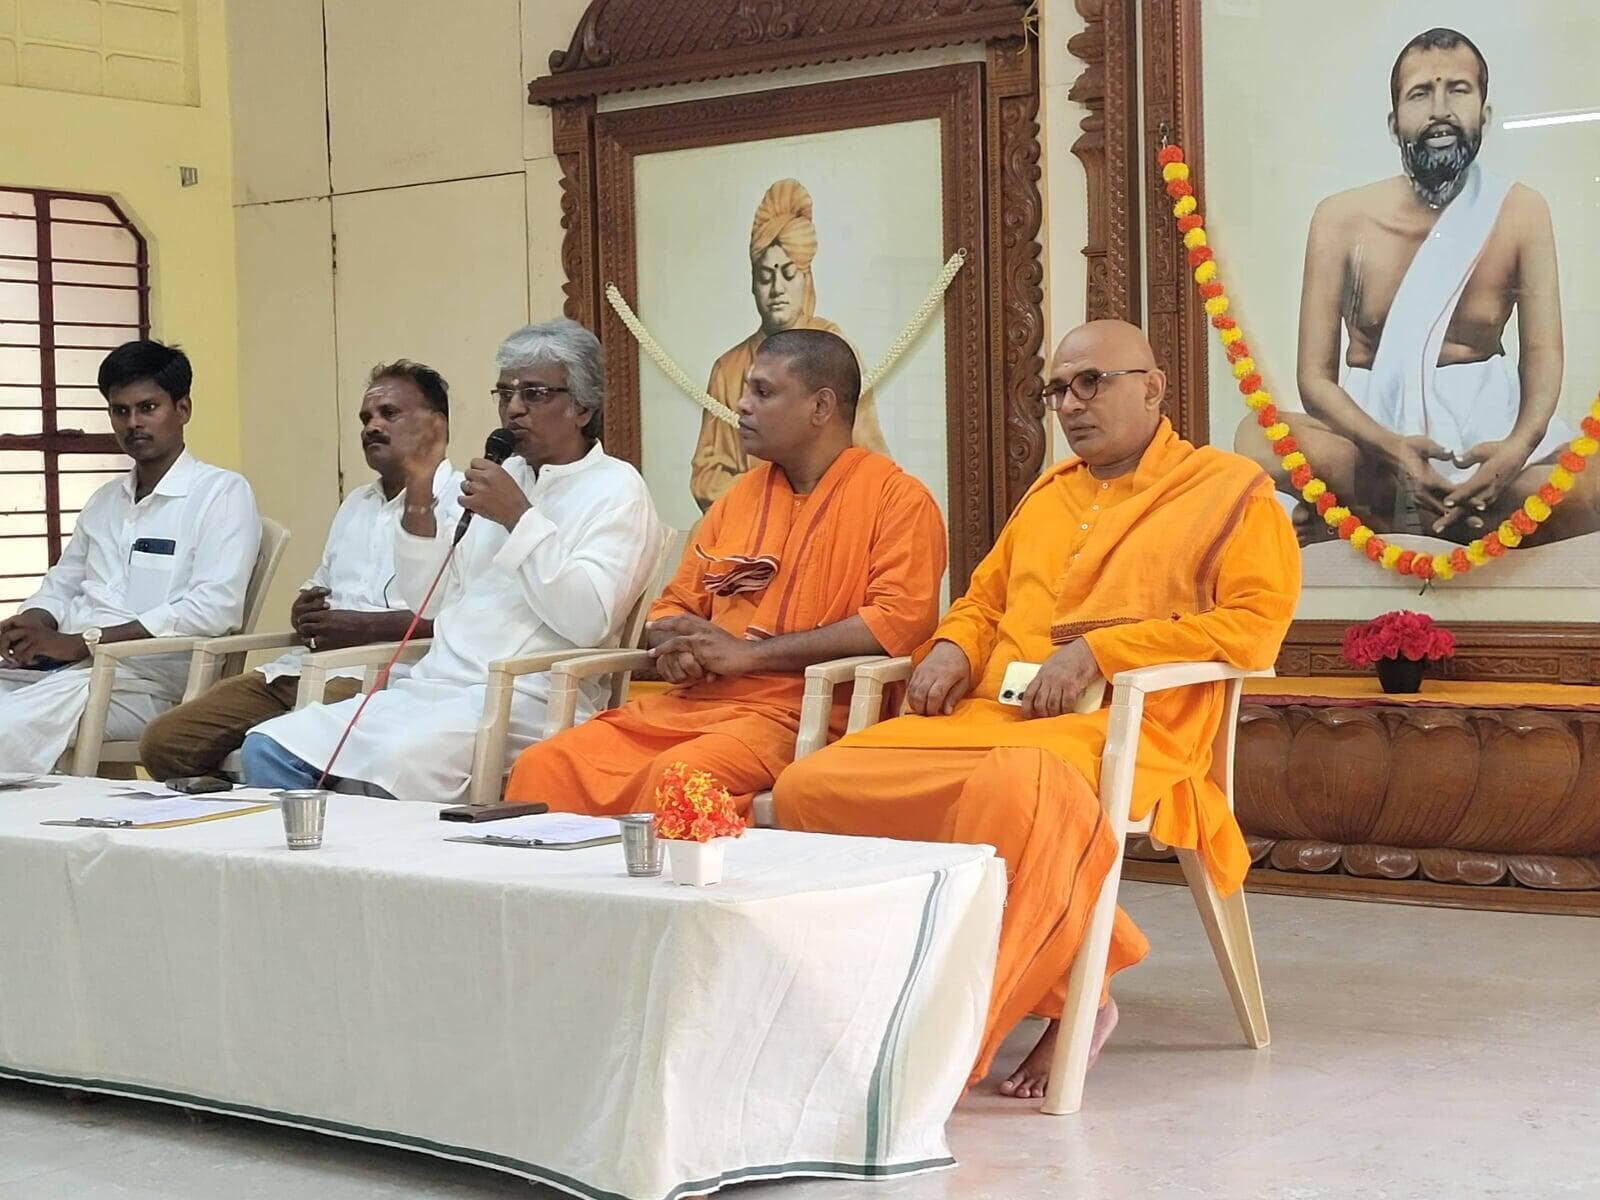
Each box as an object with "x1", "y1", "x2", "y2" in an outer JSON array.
[
  {"x1": 1482, "y1": 534, "x2": 1506, "y2": 557},
  {"x1": 1183, "y1": 226, "x2": 1207, "y2": 248},
  {"x1": 1289, "y1": 464, "x2": 1313, "y2": 489},
  {"x1": 1163, "y1": 161, "x2": 1191, "y2": 183},
  {"x1": 1199, "y1": 281, "x2": 1224, "y2": 299},
  {"x1": 1157, "y1": 144, "x2": 1185, "y2": 166},
  {"x1": 1244, "y1": 389, "x2": 1272, "y2": 410},
  {"x1": 1231, "y1": 357, "x2": 1256, "y2": 379},
  {"x1": 1350, "y1": 525, "x2": 1374, "y2": 549},
  {"x1": 1238, "y1": 372, "x2": 1261, "y2": 394},
  {"x1": 1336, "y1": 515, "x2": 1360, "y2": 538},
  {"x1": 1173, "y1": 194, "x2": 1198, "y2": 217},
  {"x1": 1396, "y1": 550, "x2": 1418, "y2": 574},
  {"x1": 1204, "y1": 296, "x2": 1230, "y2": 317},
  {"x1": 1276, "y1": 436, "x2": 1300, "y2": 458}
]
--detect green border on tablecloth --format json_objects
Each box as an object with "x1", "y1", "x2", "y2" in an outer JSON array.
[
  {"x1": 0, "y1": 1063, "x2": 956, "y2": 1200},
  {"x1": 864, "y1": 866, "x2": 949, "y2": 1165}
]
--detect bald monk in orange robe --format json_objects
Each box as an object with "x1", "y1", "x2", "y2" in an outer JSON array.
[
  {"x1": 505, "y1": 327, "x2": 945, "y2": 815},
  {"x1": 690, "y1": 178, "x2": 887, "y2": 511},
  {"x1": 774, "y1": 319, "x2": 1301, "y2": 1097}
]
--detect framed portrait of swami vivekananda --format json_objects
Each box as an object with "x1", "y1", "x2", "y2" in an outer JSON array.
[{"x1": 528, "y1": 0, "x2": 1049, "y2": 590}]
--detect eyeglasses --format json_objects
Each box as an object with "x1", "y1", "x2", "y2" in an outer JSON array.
[
  {"x1": 1041, "y1": 368, "x2": 1149, "y2": 410},
  {"x1": 490, "y1": 384, "x2": 570, "y2": 405}
]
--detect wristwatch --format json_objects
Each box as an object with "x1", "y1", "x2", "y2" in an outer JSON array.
[{"x1": 81, "y1": 627, "x2": 103, "y2": 657}]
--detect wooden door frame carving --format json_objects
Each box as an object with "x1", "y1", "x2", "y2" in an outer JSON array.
[
  {"x1": 1131, "y1": 0, "x2": 1600, "y2": 683},
  {"x1": 529, "y1": 0, "x2": 1046, "y2": 586}
]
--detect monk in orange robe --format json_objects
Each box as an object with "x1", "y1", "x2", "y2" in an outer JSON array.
[
  {"x1": 505, "y1": 327, "x2": 945, "y2": 815},
  {"x1": 689, "y1": 178, "x2": 887, "y2": 511},
  {"x1": 774, "y1": 319, "x2": 1301, "y2": 1097}
]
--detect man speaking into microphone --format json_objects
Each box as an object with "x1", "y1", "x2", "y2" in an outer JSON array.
[{"x1": 241, "y1": 319, "x2": 664, "y2": 801}]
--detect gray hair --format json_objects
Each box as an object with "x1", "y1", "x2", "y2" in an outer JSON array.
[{"x1": 495, "y1": 317, "x2": 604, "y2": 439}]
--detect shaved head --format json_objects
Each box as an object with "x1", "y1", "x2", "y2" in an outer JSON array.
[
  {"x1": 756, "y1": 327, "x2": 860, "y2": 418},
  {"x1": 1045, "y1": 319, "x2": 1166, "y2": 475}
]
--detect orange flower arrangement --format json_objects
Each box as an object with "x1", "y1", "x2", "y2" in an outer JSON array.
[
  {"x1": 652, "y1": 762, "x2": 744, "y2": 842},
  {"x1": 1157, "y1": 143, "x2": 1600, "y2": 582}
]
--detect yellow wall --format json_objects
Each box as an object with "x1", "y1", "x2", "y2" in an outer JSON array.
[{"x1": 0, "y1": 0, "x2": 239, "y2": 468}]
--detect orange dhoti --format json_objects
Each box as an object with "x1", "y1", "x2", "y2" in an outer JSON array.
[
  {"x1": 773, "y1": 739, "x2": 1149, "y2": 1084},
  {"x1": 506, "y1": 683, "x2": 805, "y2": 816}
]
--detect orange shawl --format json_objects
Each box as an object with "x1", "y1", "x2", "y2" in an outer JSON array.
[
  {"x1": 1028, "y1": 420, "x2": 1271, "y2": 644},
  {"x1": 691, "y1": 446, "x2": 901, "y2": 640}
]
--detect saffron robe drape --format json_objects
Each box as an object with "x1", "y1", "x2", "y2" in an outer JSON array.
[
  {"x1": 505, "y1": 447, "x2": 946, "y2": 813},
  {"x1": 774, "y1": 421, "x2": 1301, "y2": 1081}
]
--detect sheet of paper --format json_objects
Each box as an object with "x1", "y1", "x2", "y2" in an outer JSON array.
[
  {"x1": 104, "y1": 797, "x2": 275, "y2": 826},
  {"x1": 454, "y1": 813, "x2": 622, "y2": 844},
  {"x1": 106, "y1": 785, "x2": 186, "y2": 799}
]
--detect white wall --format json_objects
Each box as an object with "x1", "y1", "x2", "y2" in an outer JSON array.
[{"x1": 226, "y1": 0, "x2": 589, "y2": 622}]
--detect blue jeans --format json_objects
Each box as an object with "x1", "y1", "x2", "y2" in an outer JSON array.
[{"x1": 239, "y1": 733, "x2": 394, "y2": 798}]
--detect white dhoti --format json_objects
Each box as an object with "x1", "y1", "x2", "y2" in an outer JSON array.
[
  {"x1": 0, "y1": 668, "x2": 167, "y2": 775},
  {"x1": 248, "y1": 670, "x2": 602, "y2": 804},
  {"x1": 1352, "y1": 163, "x2": 1576, "y2": 484},
  {"x1": 1344, "y1": 356, "x2": 1574, "y2": 484}
]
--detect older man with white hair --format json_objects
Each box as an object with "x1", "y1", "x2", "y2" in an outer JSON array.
[{"x1": 240, "y1": 318, "x2": 664, "y2": 801}]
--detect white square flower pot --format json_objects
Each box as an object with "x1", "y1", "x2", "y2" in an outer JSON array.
[{"x1": 666, "y1": 837, "x2": 732, "y2": 886}]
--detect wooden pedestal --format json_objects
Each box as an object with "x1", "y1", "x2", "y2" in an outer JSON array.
[{"x1": 1131, "y1": 684, "x2": 1600, "y2": 913}]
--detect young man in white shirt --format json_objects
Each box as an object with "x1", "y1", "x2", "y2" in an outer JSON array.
[
  {"x1": 0, "y1": 340, "x2": 260, "y2": 773},
  {"x1": 239, "y1": 318, "x2": 664, "y2": 802},
  {"x1": 139, "y1": 360, "x2": 458, "y2": 781}
]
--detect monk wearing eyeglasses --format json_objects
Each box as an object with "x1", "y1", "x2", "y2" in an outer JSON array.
[{"x1": 774, "y1": 319, "x2": 1301, "y2": 1098}]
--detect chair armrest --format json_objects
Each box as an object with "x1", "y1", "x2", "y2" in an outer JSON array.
[
  {"x1": 185, "y1": 630, "x2": 302, "y2": 699},
  {"x1": 846, "y1": 655, "x2": 914, "y2": 734},
  {"x1": 294, "y1": 639, "x2": 433, "y2": 707},
  {"x1": 465, "y1": 648, "x2": 628, "y2": 807},
  {"x1": 93, "y1": 635, "x2": 203, "y2": 660},
  {"x1": 795, "y1": 655, "x2": 886, "y2": 759},
  {"x1": 1110, "y1": 662, "x2": 1274, "y2": 697},
  {"x1": 70, "y1": 636, "x2": 203, "y2": 774},
  {"x1": 541, "y1": 649, "x2": 656, "y2": 740}
]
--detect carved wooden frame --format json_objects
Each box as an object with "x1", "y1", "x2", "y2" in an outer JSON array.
[
  {"x1": 530, "y1": 1, "x2": 1044, "y2": 587},
  {"x1": 1137, "y1": 0, "x2": 1600, "y2": 683}
]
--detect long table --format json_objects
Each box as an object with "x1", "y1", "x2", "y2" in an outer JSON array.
[{"x1": 0, "y1": 779, "x2": 1004, "y2": 1200}]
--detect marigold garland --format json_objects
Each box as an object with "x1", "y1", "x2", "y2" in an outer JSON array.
[{"x1": 1157, "y1": 144, "x2": 1600, "y2": 582}]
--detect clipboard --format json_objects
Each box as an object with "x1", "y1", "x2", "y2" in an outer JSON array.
[
  {"x1": 41, "y1": 801, "x2": 275, "y2": 831},
  {"x1": 445, "y1": 832, "x2": 621, "y2": 851}
]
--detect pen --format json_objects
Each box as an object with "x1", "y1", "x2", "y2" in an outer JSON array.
[{"x1": 41, "y1": 817, "x2": 135, "y2": 828}]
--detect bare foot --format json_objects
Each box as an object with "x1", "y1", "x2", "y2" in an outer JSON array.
[{"x1": 997, "y1": 997, "x2": 1120, "y2": 1099}]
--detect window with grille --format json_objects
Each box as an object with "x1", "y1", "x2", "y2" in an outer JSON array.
[{"x1": 0, "y1": 188, "x2": 149, "y2": 619}]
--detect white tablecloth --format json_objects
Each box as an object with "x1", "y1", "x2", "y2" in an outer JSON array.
[{"x1": 0, "y1": 779, "x2": 1004, "y2": 1200}]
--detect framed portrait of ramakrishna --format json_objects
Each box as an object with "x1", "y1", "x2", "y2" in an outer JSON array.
[{"x1": 1149, "y1": 0, "x2": 1600, "y2": 596}]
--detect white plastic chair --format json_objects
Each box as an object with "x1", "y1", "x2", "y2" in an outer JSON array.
[
  {"x1": 847, "y1": 655, "x2": 1273, "y2": 1114},
  {"x1": 66, "y1": 517, "x2": 290, "y2": 776}
]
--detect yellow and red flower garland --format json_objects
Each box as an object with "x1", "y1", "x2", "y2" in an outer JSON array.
[{"x1": 1157, "y1": 144, "x2": 1600, "y2": 582}]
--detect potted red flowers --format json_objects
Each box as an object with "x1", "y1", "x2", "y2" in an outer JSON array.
[
  {"x1": 652, "y1": 761, "x2": 744, "y2": 886},
  {"x1": 1341, "y1": 611, "x2": 1456, "y2": 694}
]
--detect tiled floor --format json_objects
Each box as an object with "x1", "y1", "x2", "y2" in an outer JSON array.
[{"x1": 3, "y1": 883, "x2": 1595, "y2": 1199}]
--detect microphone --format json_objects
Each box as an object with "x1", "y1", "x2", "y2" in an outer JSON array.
[{"x1": 453, "y1": 427, "x2": 520, "y2": 545}]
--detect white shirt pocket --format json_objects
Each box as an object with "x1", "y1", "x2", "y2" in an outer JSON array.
[{"x1": 125, "y1": 539, "x2": 179, "y2": 613}]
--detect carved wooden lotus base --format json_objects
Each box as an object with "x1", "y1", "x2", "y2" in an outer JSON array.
[{"x1": 1130, "y1": 702, "x2": 1600, "y2": 896}]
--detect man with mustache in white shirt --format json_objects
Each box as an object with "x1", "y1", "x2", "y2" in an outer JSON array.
[
  {"x1": 0, "y1": 340, "x2": 259, "y2": 773},
  {"x1": 139, "y1": 360, "x2": 457, "y2": 781}
]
